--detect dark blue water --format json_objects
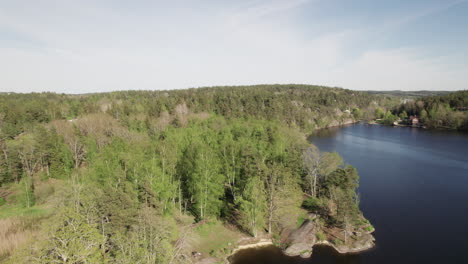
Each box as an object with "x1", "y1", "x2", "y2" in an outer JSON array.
[{"x1": 231, "y1": 123, "x2": 468, "y2": 264}]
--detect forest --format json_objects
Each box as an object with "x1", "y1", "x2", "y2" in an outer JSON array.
[
  {"x1": 391, "y1": 90, "x2": 468, "y2": 130},
  {"x1": 0, "y1": 85, "x2": 415, "y2": 263}
]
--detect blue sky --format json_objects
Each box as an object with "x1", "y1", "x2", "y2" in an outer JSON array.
[{"x1": 0, "y1": 0, "x2": 467, "y2": 93}]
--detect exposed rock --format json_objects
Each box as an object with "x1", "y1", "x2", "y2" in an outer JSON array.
[
  {"x1": 283, "y1": 220, "x2": 317, "y2": 258},
  {"x1": 324, "y1": 118, "x2": 357, "y2": 129},
  {"x1": 341, "y1": 118, "x2": 356, "y2": 125},
  {"x1": 328, "y1": 120, "x2": 340, "y2": 127},
  {"x1": 335, "y1": 232, "x2": 375, "y2": 253},
  {"x1": 281, "y1": 218, "x2": 375, "y2": 258},
  {"x1": 335, "y1": 108, "x2": 343, "y2": 116},
  {"x1": 315, "y1": 231, "x2": 374, "y2": 254}
]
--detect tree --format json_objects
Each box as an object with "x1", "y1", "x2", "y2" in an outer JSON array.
[
  {"x1": 39, "y1": 207, "x2": 105, "y2": 263},
  {"x1": 420, "y1": 109, "x2": 428, "y2": 121},
  {"x1": 9, "y1": 134, "x2": 39, "y2": 207},
  {"x1": 399, "y1": 111, "x2": 408, "y2": 120},
  {"x1": 264, "y1": 163, "x2": 281, "y2": 234},
  {"x1": 303, "y1": 146, "x2": 321, "y2": 197},
  {"x1": 352, "y1": 108, "x2": 363, "y2": 120},
  {"x1": 319, "y1": 152, "x2": 343, "y2": 178},
  {"x1": 220, "y1": 133, "x2": 241, "y2": 202},
  {"x1": 52, "y1": 121, "x2": 86, "y2": 169},
  {"x1": 238, "y1": 176, "x2": 266, "y2": 237},
  {"x1": 375, "y1": 108, "x2": 385, "y2": 119},
  {"x1": 325, "y1": 165, "x2": 360, "y2": 226},
  {"x1": 182, "y1": 137, "x2": 224, "y2": 220},
  {"x1": 383, "y1": 110, "x2": 397, "y2": 125}
]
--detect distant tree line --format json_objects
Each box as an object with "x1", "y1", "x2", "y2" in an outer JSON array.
[{"x1": 392, "y1": 90, "x2": 468, "y2": 130}]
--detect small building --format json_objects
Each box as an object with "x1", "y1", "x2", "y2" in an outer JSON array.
[{"x1": 409, "y1": 115, "x2": 419, "y2": 126}]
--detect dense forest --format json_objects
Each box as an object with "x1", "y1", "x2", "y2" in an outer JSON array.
[
  {"x1": 0, "y1": 85, "x2": 407, "y2": 263},
  {"x1": 391, "y1": 90, "x2": 468, "y2": 130}
]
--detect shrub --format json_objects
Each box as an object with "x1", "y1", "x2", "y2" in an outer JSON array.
[
  {"x1": 302, "y1": 197, "x2": 322, "y2": 212},
  {"x1": 316, "y1": 231, "x2": 326, "y2": 241},
  {"x1": 297, "y1": 215, "x2": 306, "y2": 227},
  {"x1": 333, "y1": 238, "x2": 343, "y2": 246}
]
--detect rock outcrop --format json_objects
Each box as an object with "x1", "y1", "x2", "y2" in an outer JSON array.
[
  {"x1": 282, "y1": 219, "x2": 375, "y2": 258},
  {"x1": 331, "y1": 232, "x2": 375, "y2": 253},
  {"x1": 283, "y1": 220, "x2": 317, "y2": 258}
]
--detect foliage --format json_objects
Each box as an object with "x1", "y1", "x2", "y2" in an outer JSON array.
[
  {"x1": 394, "y1": 90, "x2": 468, "y2": 130},
  {"x1": 238, "y1": 176, "x2": 267, "y2": 237},
  {"x1": 352, "y1": 108, "x2": 363, "y2": 119},
  {"x1": 302, "y1": 197, "x2": 323, "y2": 213},
  {"x1": 0, "y1": 85, "x2": 383, "y2": 262},
  {"x1": 316, "y1": 231, "x2": 326, "y2": 241},
  {"x1": 37, "y1": 207, "x2": 105, "y2": 263}
]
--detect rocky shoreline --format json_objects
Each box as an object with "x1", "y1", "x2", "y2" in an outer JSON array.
[
  {"x1": 282, "y1": 218, "x2": 375, "y2": 258},
  {"x1": 212, "y1": 217, "x2": 375, "y2": 264},
  {"x1": 322, "y1": 118, "x2": 358, "y2": 129}
]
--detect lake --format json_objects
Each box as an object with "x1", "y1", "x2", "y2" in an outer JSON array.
[{"x1": 231, "y1": 123, "x2": 468, "y2": 264}]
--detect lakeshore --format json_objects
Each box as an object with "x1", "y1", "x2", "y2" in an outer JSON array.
[{"x1": 229, "y1": 123, "x2": 468, "y2": 263}]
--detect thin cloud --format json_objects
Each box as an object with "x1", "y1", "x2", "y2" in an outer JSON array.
[
  {"x1": 380, "y1": 0, "x2": 468, "y2": 31},
  {"x1": 0, "y1": 0, "x2": 466, "y2": 93},
  {"x1": 226, "y1": 0, "x2": 311, "y2": 27}
]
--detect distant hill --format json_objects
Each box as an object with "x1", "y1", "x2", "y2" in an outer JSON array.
[
  {"x1": 366, "y1": 90, "x2": 452, "y2": 98},
  {"x1": 0, "y1": 84, "x2": 399, "y2": 136}
]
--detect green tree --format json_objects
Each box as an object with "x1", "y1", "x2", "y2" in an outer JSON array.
[
  {"x1": 39, "y1": 207, "x2": 105, "y2": 263},
  {"x1": 238, "y1": 176, "x2": 267, "y2": 237},
  {"x1": 383, "y1": 110, "x2": 397, "y2": 125},
  {"x1": 420, "y1": 109, "x2": 428, "y2": 121},
  {"x1": 352, "y1": 108, "x2": 363, "y2": 119},
  {"x1": 375, "y1": 108, "x2": 385, "y2": 119},
  {"x1": 399, "y1": 111, "x2": 408, "y2": 120}
]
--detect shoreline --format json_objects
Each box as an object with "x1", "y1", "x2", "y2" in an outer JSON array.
[
  {"x1": 224, "y1": 237, "x2": 374, "y2": 264},
  {"x1": 314, "y1": 238, "x2": 375, "y2": 254},
  {"x1": 230, "y1": 238, "x2": 273, "y2": 255},
  {"x1": 224, "y1": 219, "x2": 375, "y2": 263}
]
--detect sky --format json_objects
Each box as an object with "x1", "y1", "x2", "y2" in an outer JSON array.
[{"x1": 1, "y1": 0, "x2": 468, "y2": 93}]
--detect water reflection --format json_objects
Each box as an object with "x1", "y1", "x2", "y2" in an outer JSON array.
[{"x1": 230, "y1": 245, "x2": 362, "y2": 264}]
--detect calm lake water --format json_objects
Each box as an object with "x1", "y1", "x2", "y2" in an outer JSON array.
[{"x1": 231, "y1": 123, "x2": 468, "y2": 264}]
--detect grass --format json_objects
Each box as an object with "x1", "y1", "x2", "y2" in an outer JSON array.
[
  {"x1": 0, "y1": 203, "x2": 51, "y2": 260},
  {"x1": 0, "y1": 178, "x2": 57, "y2": 260},
  {"x1": 297, "y1": 215, "x2": 306, "y2": 227},
  {"x1": 0, "y1": 204, "x2": 50, "y2": 219},
  {"x1": 192, "y1": 220, "x2": 240, "y2": 258},
  {"x1": 333, "y1": 238, "x2": 343, "y2": 246},
  {"x1": 0, "y1": 217, "x2": 36, "y2": 259}
]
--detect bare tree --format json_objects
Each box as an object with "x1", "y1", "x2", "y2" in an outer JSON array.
[
  {"x1": 76, "y1": 113, "x2": 126, "y2": 150},
  {"x1": 51, "y1": 121, "x2": 85, "y2": 169},
  {"x1": 303, "y1": 145, "x2": 321, "y2": 197}
]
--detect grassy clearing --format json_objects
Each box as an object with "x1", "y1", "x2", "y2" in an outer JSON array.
[
  {"x1": 0, "y1": 192, "x2": 52, "y2": 260},
  {"x1": 0, "y1": 210, "x2": 51, "y2": 260},
  {"x1": 0, "y1": 204, "x2": 50, "y2": 219},
  {"x1": 0, "y1": 217, "x2": 37, "y2": 259},
  {"x1": 191, "y1": 220, "x2": 241, "y2": 258}
]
